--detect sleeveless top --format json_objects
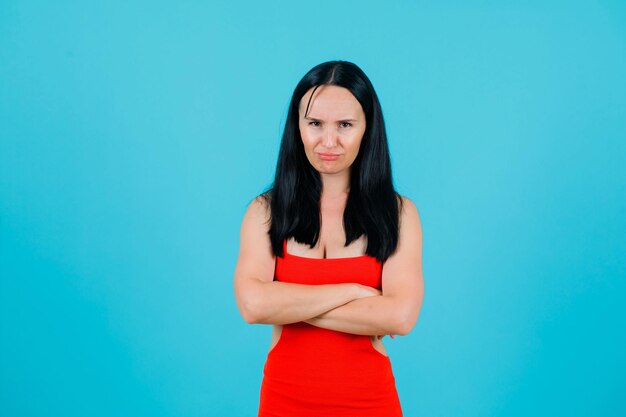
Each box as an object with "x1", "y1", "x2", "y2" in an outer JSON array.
[{"x1": 257, "y1": 240, "x2": 403, "y2": 416}]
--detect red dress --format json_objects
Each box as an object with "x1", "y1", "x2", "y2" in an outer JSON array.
[{"x1": 258, "y1": 240, "x2": 403, "y2": 416}]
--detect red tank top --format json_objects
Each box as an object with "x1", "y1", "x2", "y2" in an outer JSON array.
[{"x1": 258, "y1": 240, "x2": 403, "y2": 416}]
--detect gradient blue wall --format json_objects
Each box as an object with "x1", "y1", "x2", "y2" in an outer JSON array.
[{"x1": 1, "y1": 1, "x2": 625, "y2": 416}]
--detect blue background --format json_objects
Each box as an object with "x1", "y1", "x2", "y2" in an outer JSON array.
[{"x1": 1, "y1": 1, "x2": 625, "y2": 416}]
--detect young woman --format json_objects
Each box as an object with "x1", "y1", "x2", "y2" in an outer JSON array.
[{"x1": 234, "y1": 60, "x2": 424, "y2": 416}]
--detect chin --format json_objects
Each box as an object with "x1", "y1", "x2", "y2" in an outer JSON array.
[{"x1": 317, "y1": 166, "x2": 347, "y2": 175}]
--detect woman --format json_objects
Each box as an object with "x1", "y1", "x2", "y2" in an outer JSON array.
[{"x1": 234, "y1": 60, "x2": 424, "y2": 416}]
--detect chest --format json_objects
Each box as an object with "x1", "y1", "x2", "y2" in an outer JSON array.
[{"x1": 287, "y1": 208, "x2": 367, "y2": 259}]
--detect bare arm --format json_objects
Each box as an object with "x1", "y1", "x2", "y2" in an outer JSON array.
[
  {"x1": 304, "y1": 197, "x2": 424, "y2": 336},
  {"x1": 233, "y1": 197, "x2": 377, "y2": 325}
]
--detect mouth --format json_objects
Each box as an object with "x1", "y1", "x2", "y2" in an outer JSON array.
[{"x1": 317, "y1": 152, "x2": 341, "y2": 161}]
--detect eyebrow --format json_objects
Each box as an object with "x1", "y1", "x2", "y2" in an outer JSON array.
[{"x1": 304, "y1": 116, "x2": 358, "y2": 122}]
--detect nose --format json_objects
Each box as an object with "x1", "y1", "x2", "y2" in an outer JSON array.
[{"x1": 322, "y1": 127, "x2": 337, "y2": 148}]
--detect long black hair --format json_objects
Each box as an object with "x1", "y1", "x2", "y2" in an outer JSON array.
[{"x1": 261, "y1": 60, "x2": 402, "y2": 263}]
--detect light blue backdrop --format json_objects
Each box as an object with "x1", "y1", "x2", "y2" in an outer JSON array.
[{"x1": 1, "y1": 1, "x2": 625, "y2": 416}]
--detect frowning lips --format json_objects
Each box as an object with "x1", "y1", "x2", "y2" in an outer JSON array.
[{"x1": 317, "y1": 152, "x2": 342, "y2": 160}]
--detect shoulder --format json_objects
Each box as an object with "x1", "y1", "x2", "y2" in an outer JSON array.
[
  {"x1": 396, "y1": 194, "x2": 419, "y2": 218},
  {"x1": 244, "y1": 193, "x2": 271, "y2": 220},
  {"x1": 235, "y1": 194, "x2": 276, "y2": 292},
  {"x1": 240, "y1": 194, "x2": 272, "y2": 238},
  {"x1": 396, "y1": 194, "x2": 422, "y2": 236}
]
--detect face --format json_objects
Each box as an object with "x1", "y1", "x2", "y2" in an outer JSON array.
[{"x1": 298, "y1": 85, "x2": 366, "y2": 176}]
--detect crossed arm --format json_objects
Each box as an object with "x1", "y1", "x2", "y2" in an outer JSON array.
[{"x1": 233, "y1": 197, "x2": 424, "y2": 337}]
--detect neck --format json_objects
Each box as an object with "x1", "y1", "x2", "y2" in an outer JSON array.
[{"x1": 320, "y1": 171, "x2": 350, "y2": 200}]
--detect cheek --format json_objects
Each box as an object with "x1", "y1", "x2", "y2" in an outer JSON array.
[
  {"x1": 300, "y1": 133, "x2": 315, "y2": 152},
  {"x1": 346, "y1": 146, "x2": 362, "y2": 164},
  {"x1": 299, "y1": 124, "x2": 315, "y2": 145},
  {"x1": 299, "y1": 131, "x2": 318, "y2": 160},
  {"x1": 346, "y1": 132, "x2": 365, "y2": 155}
]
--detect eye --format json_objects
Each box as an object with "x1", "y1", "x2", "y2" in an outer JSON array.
[
  {"x1": 308, "y1": 121, "x2": 321, "y2": 127},
  {"x1": 339, "y1": 122, "x2": 352, "y2": 128}
]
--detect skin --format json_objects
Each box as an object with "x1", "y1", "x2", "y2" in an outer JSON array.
[{"x1": 233, "y1": 85, "x2": 424, "y2": 357}]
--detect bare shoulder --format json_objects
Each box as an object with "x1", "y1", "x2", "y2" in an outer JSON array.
[
  {"x1": 387, "y1": 194, "x2": 422, "y2": 263},
  {"x1": 246, "y1": 194, "x2": 271, "y2": 220},
  {"x1": 240, "y1": 194, "x2": 271, "y2": 235},
  {"x1": 240, "y1": 194, "x2": 273, "y2": 251},
  {"x1": 235, "y1": 194, "x2": 275, "y2": 283},
  {"x1": 397, "y1": 195, "x2": 421, "y2": 233}
]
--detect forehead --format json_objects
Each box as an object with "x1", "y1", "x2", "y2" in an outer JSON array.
[{"x1": 299, "y1": 85, "x2": 363, "y2": 118}]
